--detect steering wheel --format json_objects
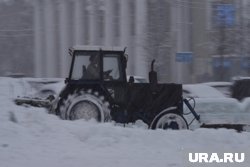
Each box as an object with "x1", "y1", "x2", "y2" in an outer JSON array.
[{"x1": 103, "y1": 69, "x2": 113, "y2": 80}]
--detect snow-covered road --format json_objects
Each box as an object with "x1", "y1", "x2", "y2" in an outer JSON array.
[{"x1": 1, "y1": 78, "x2": 250, "y2": 167}]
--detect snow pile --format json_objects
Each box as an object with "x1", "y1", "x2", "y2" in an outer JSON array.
[
  {"x1": 1, "y1": 78, "x2": 250, "y2": 167},
  {"x1": 183, "y1": 84, "x2": 225, "y2": 98},
  {"x1": 241, "y1": 97, "x2": 250, "y2": 113},
  {"x1": 184, "y1": 98, "x2": 250, "y2": 125},
  {"x1": 1, "y1": 103, "x2": 250, "y2": 167},
  {"x1": 0, "y1": 77, "x2": 32, "y2": 98}
]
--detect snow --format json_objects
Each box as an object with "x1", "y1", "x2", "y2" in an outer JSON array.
[
  {"x1": 201, "y1": 82, "x2": 232, "y2": 97},
  {"x1": 1, "y1": 77, "x2": 250, "y2": 167},
  {"x1": 184, "y1": 98, "x2": 250, "y2": 126},
  {"x1": 201, "y1": 82, "x2": 232, "y2": 87},
  {"x1": 183, "y1": 84, "x2": 226, "y2": 98},
  {"x1": 242, "y1": 97, "x2": 250, "y2": 113},
  {"x1": 23, "y1": 78, "x2": 65, "y2": 97}
]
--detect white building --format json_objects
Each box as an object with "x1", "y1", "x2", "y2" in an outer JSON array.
[
  {"x1": 33, "y1": 0, "x2": 198, "y2": 83},
  {"x1": 33, "y1": 0, "x2": 149, "y2": 79}
]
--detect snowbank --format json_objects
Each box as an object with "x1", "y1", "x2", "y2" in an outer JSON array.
[
  {"x1": 184, "y1": 98, "x2": 250, "y2": 125},
  {"x1": 1, "y1": 78, "x2": 250, "y2": 167},
  {"x1": 183, "y1": 84, "x2": 225, "y2": 98},
  {"x1": 1, "y1": 101, "x2": 250, "y2": 167}
]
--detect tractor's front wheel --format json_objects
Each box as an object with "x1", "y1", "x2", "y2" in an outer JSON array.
[
  {"x1": 150, "y1": 108, "x2": 188, "y2": 130},
  {"x1": 59, "y1": 90, "x2": 111, "y2": 122}
]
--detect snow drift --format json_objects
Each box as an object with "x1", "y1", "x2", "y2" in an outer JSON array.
[{"x1": 1, "y1": 77, "x2": 250, "y2": 167}]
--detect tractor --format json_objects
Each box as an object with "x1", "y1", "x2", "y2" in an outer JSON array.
[
  {"x1": 16, "y1": 45, "x2": 250, "y2": 131},
  {"x1": 47, "y1": 45, "x2": 200, "y2": 130}
]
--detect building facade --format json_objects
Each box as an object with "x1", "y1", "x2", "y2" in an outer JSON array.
[
  {"x1": 33, "y1": 0, "x2": 148, "y2": 79},
  {"x1": 34, "y1": 0, "x2": 244, "y2": 83}
]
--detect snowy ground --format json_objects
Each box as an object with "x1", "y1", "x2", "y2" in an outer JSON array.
[{"x1": 1, "y1": 77, "x2": 250, "y2": 167}]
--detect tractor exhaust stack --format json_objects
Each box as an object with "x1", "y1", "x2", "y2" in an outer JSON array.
[{"x1": 149, "y1": 59, "x2": 158, "y2": 84}]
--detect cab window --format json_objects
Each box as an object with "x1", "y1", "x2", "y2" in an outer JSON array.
[
  {"x1": 71, "y1": 52, "x2": 100, "y2": 80},
  {"x1": 103, "y1": 54, "x2": 121, "y2": 81}
]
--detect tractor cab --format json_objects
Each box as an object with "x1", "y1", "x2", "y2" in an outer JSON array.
[{"x1": 67, "y1": 46, "x2": 127, "y2": 83}]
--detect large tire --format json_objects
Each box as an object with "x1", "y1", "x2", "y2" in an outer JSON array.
[
  {"x1": 150, "y1": 107, "x2": 188, "y2": 130},
  {"x1": 59, "y1": 89, "x2": 111, "y2": 122}
]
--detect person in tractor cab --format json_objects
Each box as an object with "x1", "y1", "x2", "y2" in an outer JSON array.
[
  {"x1": 86, "y1": 54, "x2": 100, "y2": 79},
  {"x1": 85, "y1": 53, "x2": 113, "y2": 80}
]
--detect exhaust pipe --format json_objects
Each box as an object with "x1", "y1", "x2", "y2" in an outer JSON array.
[{"x1": 149, "y1": 59, "x2": 158, "y2": 84}]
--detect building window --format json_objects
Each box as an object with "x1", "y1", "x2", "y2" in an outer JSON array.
[{"x1": 212, "y1": 3, "x2": 235, "y2": 28}]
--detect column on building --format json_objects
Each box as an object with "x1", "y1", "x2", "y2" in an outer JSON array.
[
  {"x1": 120, "y1": 0, "x2": 133, "y2": 75},
  {"x1": 170, "y1": 1, "x2": 192, "y2": 83},
  {"x1": 73, "y1": 0, "x2": 85, "y2": 45},
  {"x1": 104, "y1": 0, "x2": 114, "y2": 46},
  {"x1": 135, "y1": 0, "x2": 148, "y2": 78},
  {"x1": 33, "y1": 0, "x2": 44, "y2": 77},
  {"x1": 171, "y1": 0, "x2": 183, "y2": 83},
  {"x1": 89, "y1": 0, "x2": 99, "y2": 45},
  {"x1": 170, "y1": 0, "x2": 178, "y2": 83},
  {"x1": 44, "y1": 0, "x2": 57, "y2": 77},
  {"x1": 180, "y1": 1, "x2": 192, "y2": 83},
  {"x1": 58, "y1": 0, "x2": 71, "y2": 77}
]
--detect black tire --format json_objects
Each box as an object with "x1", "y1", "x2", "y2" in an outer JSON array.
[
  {"x1": 150, "y1": 107, "x2": 188, "y2": 130},
  {"x1": 59, "y1": 89, "x2": 110, "y2": 122}
]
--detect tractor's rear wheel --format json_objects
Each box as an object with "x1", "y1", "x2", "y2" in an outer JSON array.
[
  {"x1": 59, "y1": 90, "x2": 110, "y2": 122},
  {"x1": 150, "y1": 108, "x2": 188, "y2": 130}
]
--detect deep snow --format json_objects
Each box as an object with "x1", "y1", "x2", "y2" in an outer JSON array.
[{"x1": 1, "y1": 77, "x2": 250, "y2": 167}]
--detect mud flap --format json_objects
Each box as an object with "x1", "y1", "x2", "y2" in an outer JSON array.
[{"x1": 200, "y1": 124, "x2": 250, "y2": 132}]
